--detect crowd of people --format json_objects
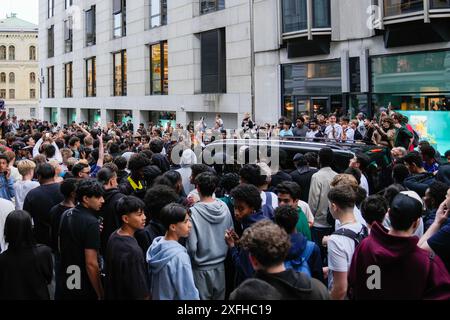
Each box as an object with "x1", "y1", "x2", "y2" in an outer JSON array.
[{"x1": 0, "y1": 109, "x2": 449, "y2": 300}]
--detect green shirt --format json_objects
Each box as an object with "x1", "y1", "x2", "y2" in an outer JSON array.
[{"x1": 296, "y1": 207, "x2": 312, "y2": 240}]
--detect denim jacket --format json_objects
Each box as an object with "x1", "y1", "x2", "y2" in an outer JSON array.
[{"x1": 0, "y1": 173, "x2": 15, "y2": 201}]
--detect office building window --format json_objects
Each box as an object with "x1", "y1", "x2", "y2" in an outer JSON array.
[
  {"x1": 30, "y1": 89, "x2": 36, "y2": 99},
  {"x1": 150, "y1": 0, "x2": 167, "y2": 28},
  {"x1": 200, "y1": 0, "x2": 225, "y2": 14},
  {"x1": 113, "y1": 0, "x2": 126, "y2": 38},
  {"x1": 200, "y1": 28, "x2": 226, "y2": 94},
  {"x1": 113, "y1": 50, "x2": 127, "y2": 96},
  {"x1": 48, "y1": 0, "x2": 54, "y2": 18},
  {"x1": 86, "y1": 57, "x2": 96, "y2": 97},
  {"x1": 30, "y1": 72, "x2": 36, "y2": 83},
  {"x1": 65, "y1": 62, "x2": 73, "y2": 98},
  {"x1": 8, "y1": 46, "x2": 15, "y2": 60},
  {"x1": 431, "y1": 0, "x2": 450, "y2": 8},
  {"x1": 384, "y1": 0, "x2": 423, "y2": 17},
  {"x1": 48, "y1": 66, "x2": 55, "y2": 98},
  {"x1": 0, "y1": 46, "x2": 5, "y2": 60},
  {"x1": 9, "y1": 73, "x2": 15, "y2": 84},
  {"x1": 150, "y1": 41, "x2": 168, "y2": 95},
  {"x1": 64, "y1": 17, "x2": 73, "y2": 53},
  {"x1": 29, "y1": 46, "x2": 36, "y2": 60},
  {"x1": 0, "y1": 73, "x2": 5, "y2": 83},
  {"x1": 282, "y1": 0, "x2": 330, "y2": 33},
  {"x1": 48, "y1": 26, "x2": 54, "y2": 58},
  {"x1": 30, "y1": 108, "x2": 36, "y2": 118},
  {"x1": 8, "y1": 108, "x2": 14, "y2": 116},
  {"x1": 0, "y1": 90, "x2": 5, "y2": 99},
  {"x1": 86, "y1": 6, "x2": 96, "y2": 46},
  {"x1": 9, "y1": 89, "x2": 15, "y2": 99},
  {"x1": 65, "y1": 0, "x2": 73, "y2": 9}
]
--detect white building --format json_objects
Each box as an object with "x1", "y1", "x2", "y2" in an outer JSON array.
[
  {"x1": 0, "y1": 14, "x2": 39, "y2": 120},
  {"x1": 39, "y1": 0, "x2": 253, "y2": 129}
]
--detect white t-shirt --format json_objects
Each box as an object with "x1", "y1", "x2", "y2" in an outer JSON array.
[
  {"x1": 328, "y1": 221, "x2": 365, "y2": 290},
  {"x1": 260, "y1": 191, "x2": 278, "y2": 209},
  {"x1": 360, "y1": 175, "x2": 369, "y2": 195},
  {"x1": 13, "y1": 180, "x2": 40, "y2": 210},
  {"x1": 335, "y1": 206, "x2": 367, "y2": 229},
  {"x1": 0, "y1": 199, "x2": 15, "y2": 253}
]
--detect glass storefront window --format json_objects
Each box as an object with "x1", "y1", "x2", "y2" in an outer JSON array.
[
  {"x1": 384, "y1": 0, "x2": 423, "y2": 17},
  {"x1": 283, "y1": 96, "x2": 295, "y2": 120},
  {"x1": 431, "y1": 0, "x2": 450, "y2": 9},
  {"x1": 282, "y1": 0, "x2": 307, "y2": 33},
  {"x1": 283, "y1": 60, "x2": 341, "y2": 96},
  {"x1": 371, "y1": 50, "x2": 450, "y2": 93},
  {"x1": 313, "y1": 0, "x2": 330, "y2": 28}
]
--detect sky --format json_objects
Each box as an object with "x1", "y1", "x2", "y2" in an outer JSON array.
[{"x1": 0, "y1": 0, "x2": 39, "y2": 25}]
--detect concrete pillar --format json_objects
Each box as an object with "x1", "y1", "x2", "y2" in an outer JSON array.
[
  {"x1": 132, "y1": 109, "x2": 141, "y2": 133},
  {"x1": 176, "y1": 111, "x2": 187, "y2": 128},
  {"x1": 341, "y1": 50, "x2": 350, "y2": 93},
  {"x1": 58, "y1": 108, "x2": 67, "y2": 126},
  {"x1": 360, "y1": 49, "x2": 370, "y2": 93}
]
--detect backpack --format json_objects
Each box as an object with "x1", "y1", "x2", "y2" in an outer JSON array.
[
  {"x1": 261, "y1": 191, "x2": 275, "y2": 220},
  {"x1": 332, "y1": 225, "x2": 368, "y2": 248},
  {"x1": 284, "y1": 241, "x2": 315, "y2": 277}
]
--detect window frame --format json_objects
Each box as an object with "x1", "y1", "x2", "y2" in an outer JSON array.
[
  {"x1": 85, "y1": 5, "x2": 97, "y2": 46},
  {"x1": 113, "y1": 0, "x2": 127, "y2": 38},
  {"x1": 200, "y1": 28, "x2": 227, "y2": 94},
  {"x1": 47, "y1": 66, "x2": 55, "y2": 99},
  {"x1": 86, "y1": 57, "x2": 97, "y2": 97},
  {"x1": 8, "y1": 46, "x2": 15, "y2": 60},
  {"x1": 64, "y1": 17, "x2": 73, "y2": 53},
  {"x1": 150, "y1": 41, "x2": 168, "y2": 95},
  {"x1": 200, "y1": 0, "x2": 225, "y2": 15},
  {"x1": 65, "y1": 62, "x2": 73, "y2": 98},
  {"x1": 150, "y1": 0, "x2": 167, "y2": 28},
  {"x1": 113, "y1": 50, "x2": 127, "y2": 96},
  {"x1": 48, "y1": 25, "x2": 55, "y2": 58},
  {"x1": 48, "y1": 0, "x2": 54, "y2": 18}
]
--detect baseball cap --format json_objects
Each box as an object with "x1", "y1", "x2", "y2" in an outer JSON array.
[
  {"x1": 400, "y1": 190, "x2": 426, "y2": 211},
  {"x1": 293, "y1": 153, "x2": 305, "y2": 162}
]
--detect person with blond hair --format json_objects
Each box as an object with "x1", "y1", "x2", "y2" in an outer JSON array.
[{"x1": 13, "y1": 160, "x2": 40, "y2": 210}]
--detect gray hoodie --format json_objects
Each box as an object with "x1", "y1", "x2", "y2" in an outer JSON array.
[
  {"x1": 186, "y1": 200, "x2": 233, "y2": 269},
  {"x1": 147, "y1": 237, "x2": 199, "y2": 300}
]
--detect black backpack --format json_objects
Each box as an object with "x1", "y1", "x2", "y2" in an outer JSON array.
[{"x1": 332, "y1": 225, "x2": 368, "y2": 247}]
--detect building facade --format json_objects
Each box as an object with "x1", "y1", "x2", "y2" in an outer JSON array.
[
  {"x1": 39, "y1": 0, "x2": 252, "y2": 129},
  {"x1": 0, "y1": 14, "x2": 39, "y2": 120},
  {"x1": 254, "y1": 0, "x2": 450, "y2": 153}
]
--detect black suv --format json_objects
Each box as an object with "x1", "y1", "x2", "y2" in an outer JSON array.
[{"x1": 201, "y1": 138, "x2": 392, "y2": 192}]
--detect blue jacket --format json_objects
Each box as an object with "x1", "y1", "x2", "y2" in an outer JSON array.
[
  {"x1": 287, "y1": 233, "x2": 323, "y2": 283},
  {"x1": 0, "y1": 174, "x2": 14, "y2": 201},
  {"x1": 147, "y1": 237, "x2": 199, "y2": 300},
  {"x1": 231, "y1": 210, "x2": 269, "y2": 286}
]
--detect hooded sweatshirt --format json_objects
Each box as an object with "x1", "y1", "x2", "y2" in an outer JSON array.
[
  {"x1": 147, "y1": 237, "x2": 199, "y2": 300},
  {"x1": 287, "y1": 233, "x2": 323, "y2": 282},
  {"x1": 255, "y1": 269, "x2": 329, "y2": 300},
  {"x1": 348, "y1": 223, "x2": 450, "y2": 300},
  {"x1": 100, "y1": 188, "x2": 125, "y2": 254},
  {"x1": 186, "y1": 200, "x2": 233, "y2": 269}
]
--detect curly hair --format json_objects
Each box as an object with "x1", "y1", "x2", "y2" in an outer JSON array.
[
  {"x1": 240, "y1": 220, "x2": 291, "y2": 269},
  {"x1": 144, "y1": 185, "x2": 179, "y2": 220},
  {"x1": 230, "y1": 184, "x2": 262, "y2": 212}
]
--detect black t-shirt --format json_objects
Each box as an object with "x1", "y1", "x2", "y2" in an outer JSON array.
[
  {"x1": 23, "y1": 183, "x2": 64, "y2": 246},
  {"x1": 0, "y1": 245, "x2": 53, "y2": 300},
  {"x1": 49, "y1": 204, "x2": 73, "y2": 252},
  {"x1": 59, "y1": 205, "x2": 100, "y2": 300},
  {"x1": 104, "y1": 231, "x2": 149, "y2": 300}
]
